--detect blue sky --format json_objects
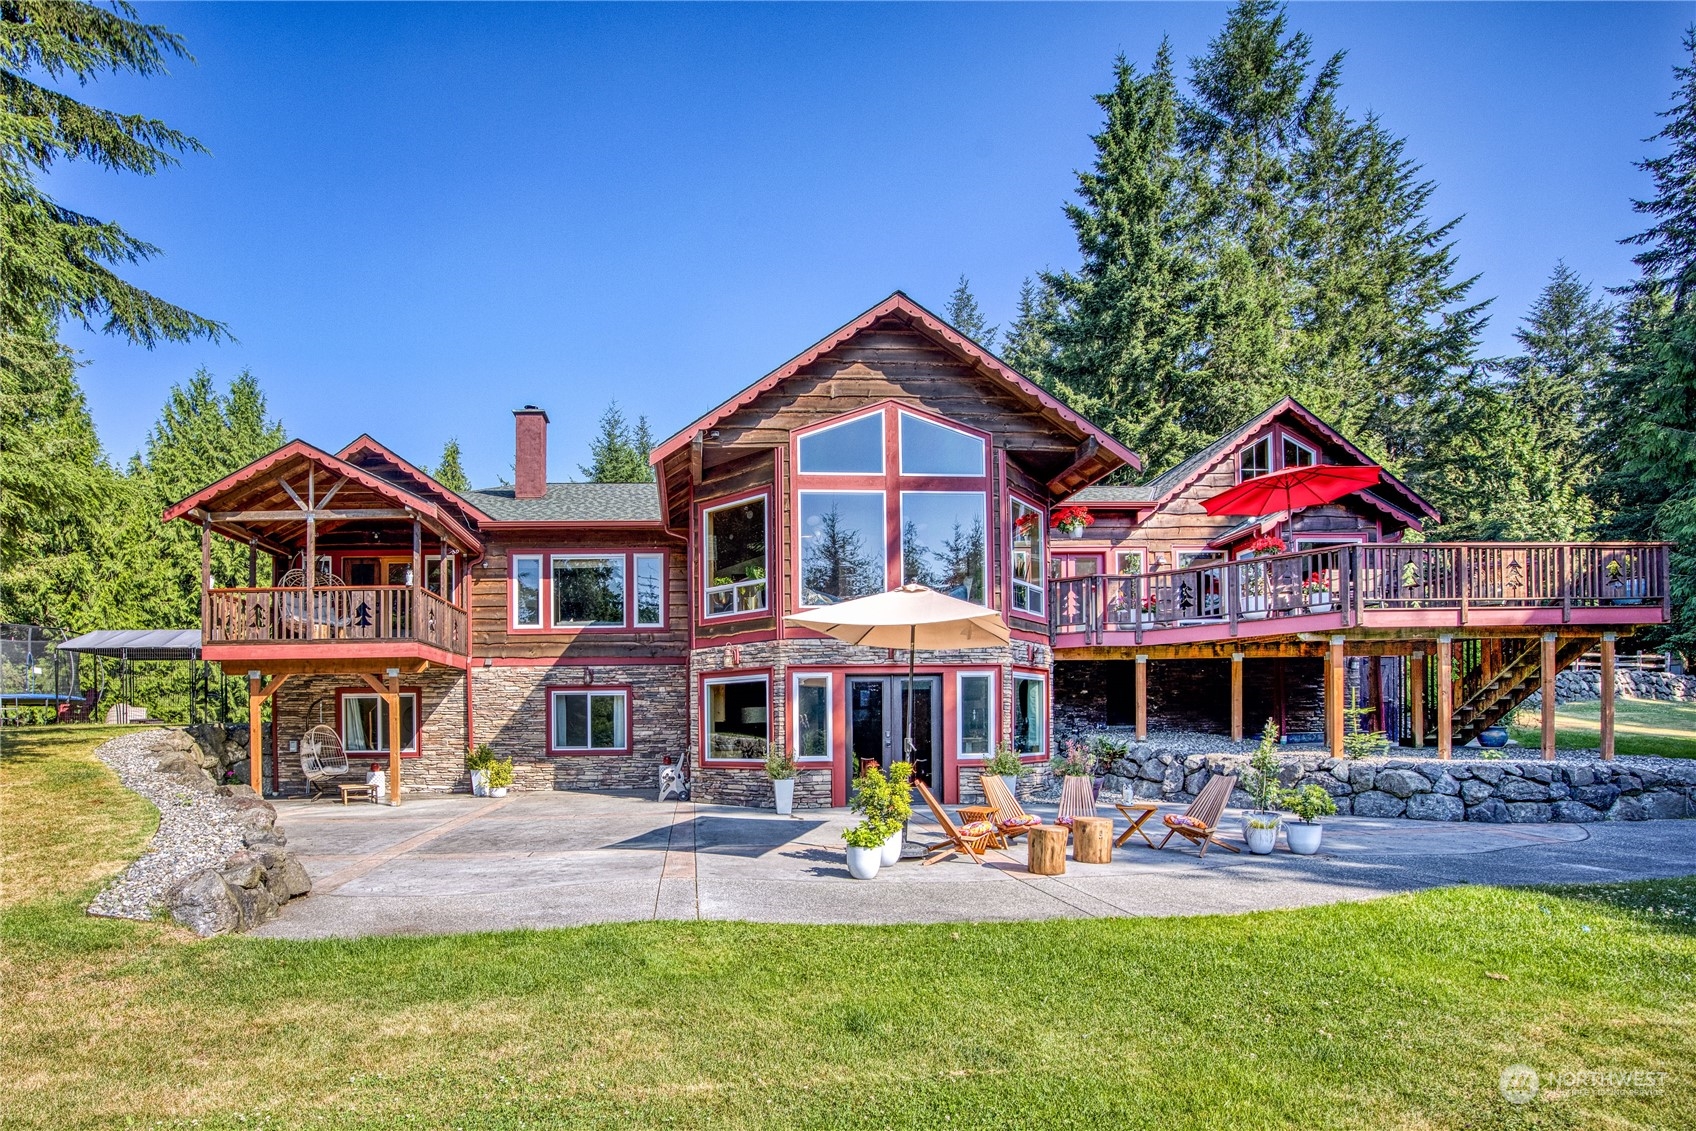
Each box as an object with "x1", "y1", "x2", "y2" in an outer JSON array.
[{"x1": 48, "y1": 3, "x2": 1691, "y2": 487}]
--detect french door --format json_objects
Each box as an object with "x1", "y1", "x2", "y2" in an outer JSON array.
[{"x1": 846, "y1": 676, "x2": 940, "y2": 790}]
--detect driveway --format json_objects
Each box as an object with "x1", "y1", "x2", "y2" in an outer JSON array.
[{"x1": 252, "y1": 789, "x2": 1696, "y2": 939}]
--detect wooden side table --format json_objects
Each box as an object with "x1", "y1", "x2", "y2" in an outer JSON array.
[
  {"x1": 1114, "y1": 802, "x2": 1162, "y2": 848},
  {"x1": 1027, "y1": 825, "x2": 1066, "y2": 875},
  {"x1": 957, "y1": 804, "x2": 1005, "y2": 848},
  {"x1": 339, "y1": 782, "x2": 374, "y2": 805},
  {"x1": 1072, "y1": 815, "x2": 1113, "y2": 863}
]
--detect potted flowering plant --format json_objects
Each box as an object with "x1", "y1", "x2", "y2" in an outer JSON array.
[
  {"x1": 984, "y1": 744, "x2": 1023, "y2": 799},
  {"x1": 765, "y1": 745, "x2": 797, "y2": 815},
  {"x1": 1244, "y1": 533, "x2": 1286, "y2": 557},
  {"x1": 1303, "y1": 570, "x2": 1334, "y2": 610},
  {"x1": 1052, "y1": 505, "x2": 1094, "y2": 538}
]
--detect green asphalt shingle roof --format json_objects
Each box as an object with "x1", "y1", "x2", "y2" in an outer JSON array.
[{"x1": 459, "y1": 482, "x2": 663, "y2": 523}]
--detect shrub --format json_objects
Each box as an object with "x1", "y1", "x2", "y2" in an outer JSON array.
[
  {"x1": 485, "y1": 756, "x2": 514, "y2": 790},
  {"x1": 764, "y1": 746, "x2": 796, "y2": 780},
  {"x1": 842, "y1": 818, "x2": 891, "y2": 849},
  {"x1": 1051, "y1": 740, "x2": 1094, "y2": 777},
  {"x1": 1280, "y1": 783, "x2": 1339, "y2": 823},
  {"x1": 467, "y1": 744, "x2": 496, "y2": 771},
  {"x1": 1086, "y1": 733, "x2": 1128, "y2": 774},
  {"x1": 983, "y1": 745, "x2": 1022, "y2": 777},
  {"x1": 1343, "y1": 688, "x2": 1391, "y2": 759},
  {"x1": 1243, "y1": 718, "x2": 1284, "y2": 812}
]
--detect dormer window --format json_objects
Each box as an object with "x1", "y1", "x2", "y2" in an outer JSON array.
[
  {"x1": 1283, "y1": 435, "x2": 1316, "y2": 468},
  {"x1": 1241, "y1": 437, "x2": 1272, "y2": 480}
]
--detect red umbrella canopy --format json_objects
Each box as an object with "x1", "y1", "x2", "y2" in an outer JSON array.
[{"x1": 1203, "y1": 464, "x2": 1382, "y2": 516}]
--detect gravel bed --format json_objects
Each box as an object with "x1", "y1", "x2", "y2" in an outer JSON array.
[{"x1": 88, "y1": 730, "x2": 250, "y2": 921}]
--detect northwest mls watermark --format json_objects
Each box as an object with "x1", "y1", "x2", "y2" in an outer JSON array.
[{"x1": 1499, "y1": 1064, "x2": 1669, "y2": 1104}]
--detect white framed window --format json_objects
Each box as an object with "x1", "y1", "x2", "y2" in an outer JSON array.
[
  {"x1": 341, "y1": 692, "x2": 418, "y2": 754},
  {"x1": 1012, "y1": 673, "x2": 1046, "y2": 757},
  {"x1": 704, "y1": 675, "x2": 770, "y2": 761},
  {"x1": 792, "y1": 672, "x2": 832, "y2": 761},
  {"x1": 1176, "y1": 548, "x2": 1225, "y2": 569},
  {"x1": 796, "y1": 409, "x2": 884, "y2": 475},
  {"x1": 704, "y1": 496, "x2": 768, "y2": 618},
  {"x1": 550, "y1": 689, "x2": 629, "y2": 752},
  {"x1": 1282, "y1": 435, "x2": 1316, "y2": 469},
  {"x1": 1240, "y1": 437, "x2": 1272, "y2": 480},
  {"x1": 634, "y1": 554, "x2": 665, "y2": 627},
  {"x1": 1115, "y1": 548, "x2": 1146, "y2": 575},
  {"x1": 551, "y1": 554, "x2": 626, "y2": 628},
  {"x1": 511, "y1": 555, "x2": 543, "y2": 627},
  {"x1": 898, "y1": 411, "x2": 986, "y2": 477},
  {"x1": 900, "y1": 490, "x2": 988, "y2": 604},
  {"x1": 957, "y1": 671, "x2": 995, "y2": 758},
  {"x1": 799, "y1": 490, "x2": 886, "y2": 606},
  {"x1": 1010, "y1": 498, "x2": 1045, "y2": 617}
]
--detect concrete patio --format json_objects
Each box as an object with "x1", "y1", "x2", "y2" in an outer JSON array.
[{"x1": 252, "y1": 789, "x2": 1696, "y2": 939}]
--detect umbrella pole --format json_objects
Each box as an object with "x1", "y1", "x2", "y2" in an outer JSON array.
[{"x1": 905, "y1": 624, "x2": 916, "y2": 761}]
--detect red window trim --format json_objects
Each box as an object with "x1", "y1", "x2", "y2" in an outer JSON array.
[
  {"x1": 697, "y1": 491, "x2": 773, "y2": 626},
  {"x1": 505, "y1": 548, "x2": 666, "y2": 634},
  {"x1": 1010, "y1": 667, "x2": 1049, "y2": 764},
  {"x1": 699, "y1": 667, "x2": 775, "y2": 767},
  {"x1": 334, "y1": 685, "x2": 423, "y2": 759},
  {"x1": 545, "y1": 684, "x2": 634, "y2": 756}
]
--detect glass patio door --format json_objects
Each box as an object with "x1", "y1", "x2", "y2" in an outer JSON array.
[{"x1": 846, "y1": 676, "x2": 940, "y2": 788}]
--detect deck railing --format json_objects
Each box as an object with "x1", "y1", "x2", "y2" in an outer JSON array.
[
  {"x1": 1050, "y1": 542, "x2": 1670, "y2": 642},
  {"x1": 207, "y1": 585, "x2": 468, "y2": 653}
]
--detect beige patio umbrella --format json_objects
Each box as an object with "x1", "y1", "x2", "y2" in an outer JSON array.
[{"x1": 785, "y1": 584, "x2": 1010, "y2": 761}]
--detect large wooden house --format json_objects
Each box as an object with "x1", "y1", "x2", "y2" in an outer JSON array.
[{"x1": 164, "y1": 294, "x2": 1671, "y2": 808}]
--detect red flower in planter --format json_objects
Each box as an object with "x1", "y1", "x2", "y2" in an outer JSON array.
[
  {"x1": 1246, "y1": 532, "x2": 1287, "y2": 555},
  {"x1": 1052, "y1": 505, "x2": 1094, "y2": 534}
]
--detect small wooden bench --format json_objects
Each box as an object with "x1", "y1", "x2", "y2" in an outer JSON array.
[{"x1": 339, "y1": 782, "x2": 374, "y2": 805}]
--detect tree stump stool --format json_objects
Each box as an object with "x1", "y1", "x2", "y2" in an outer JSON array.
[
  {"x1": 1027, "y1": 825, "x2": 1066, "y2": 875},
  {"x1": 1072, "y1": 816, "x2": 1113, "y2": 864}
]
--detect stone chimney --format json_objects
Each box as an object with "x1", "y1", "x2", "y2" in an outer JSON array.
[{"x1": 513, "y1": 406, "x2": 549, "y2": 499}]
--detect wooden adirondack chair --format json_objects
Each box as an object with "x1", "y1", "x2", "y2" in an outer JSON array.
[
  {"x1": 914, "y1": 780, "x2": 996, "y2": 866},
  {"x1": 979, "y1": 774, "x2": 1043, "y2": 843},
  {"x1": 1157, "y1": 773, "x2": 1241, "y2": 857},
  {"x1": 1055, "y1": 775, "x2": 1098, "y2": 828}
]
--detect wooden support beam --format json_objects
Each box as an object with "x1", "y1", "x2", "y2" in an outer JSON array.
[
  {"x1": 1409, "y1": 649, "x2": 1426, "y2": 748},
  {"x1": 247, "y1": 540, "x2": 258, "y2": 588},
  {"x1": 386, "y1": 670, "x2": 403, "y2": 804},
  {"x1": 1600, "y1": 632, "x2": 1617, "y2": 761},
  {"x1": 1230, "y1": 652, "x2": 1244, "y2": 742},
  {"x1": 411, "y1": 519, "x2": 423, "y2": 641},
  {"x1": 1045, "y1": 436, "x2": 1101, "y2": 495},
  {"x1": 216, "y1": 658, "x2": 431, "y2": 677},
  {"x1": 200, "y1": 521, "x2": 212, "y2": 639},
  {"x1": 248, "y1": 673, "x2": 264, "y2": 796},
  {"x1": 1541, "y1": 632, "x2": 1558, "y2": 761},
  {"x1": 210, "y1": 508, "x2": 415, "y2": 522},
  {"x1": 1134, "y1": 655, "x2": 1148, "y2": 742},
  {"x1": 1436, "y1": 635, "x2": 1453, "y2": 759},
  {"x1": 1327, "y1": 635, "x2": 1346, "y2": 760},
  {"x1": 251, "y1": 673, "x2": 290, "y2": 705}
]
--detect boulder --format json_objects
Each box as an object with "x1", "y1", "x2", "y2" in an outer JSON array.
[
  {"x1": 1466, "y1": 798, "x2": 1510, "y2": 823},
  {"x1": 1348, "y1": 763, "x2": 1377, "y2": 791},
  {"x1": 1522, "y1": 763, "x2": 1555, "y2": 784},
  {"x1": 1574, "y1": 784, "x2": 1621, "y2": 810},
  {"x1": 1498, "y1": 778, "x2": 1550, "y2": 803},
  {"x1": 1433, "y1": 773, "x2": 1461, "y2": 797},
  {"x1": 230, "y1": 882, "x2": 280, "y2": 930},
  {"x1": 1162, "y1": 760, "x2": 1187, "y2": 794},
  {"x1": 1352, "y1": 790, "x2": 1407, "y2": 818},
  {"x1": 1374, "y1": 769, "x2": 1431, "y2": 799},
  {"x1": 1641, "y1": 791, "x2": 1691, "y2": 820},
  {"x1": 1552, "y1": 800, "x2": 1604, "y2": 823},
  {"x1": 1460, "y1": 780, "x2": 1495, "y2": 806},
  {"x1": 1471, "y1": 764, "x2": 1507, "y2": 786},
  {"x1": 1506, "y1": 802, "x2": 1553, "y2": 823},
  {"x1": 165, "y1": 871, "x2": 242, "y2": 937},
  {"x1": 1406, "y1": 793, "x2": 1465, "y2": 822},
  {"x1": 1607, "y1": 795, "x2": 1653, "y2": 822}
]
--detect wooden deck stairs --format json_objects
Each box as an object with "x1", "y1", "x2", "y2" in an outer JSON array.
[{"x1": 1451, "y1": 636, "x2": 1597, "y2": 746}]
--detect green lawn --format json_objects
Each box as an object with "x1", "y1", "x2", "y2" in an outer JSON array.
[
  {"x1": 3, "y1": 727, "x2": 1694, "y2": 1129},
  {"x1": 1510, "y1": 697, "x2": 1696, "y2": 758}
]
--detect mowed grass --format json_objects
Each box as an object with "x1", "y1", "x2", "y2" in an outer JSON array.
[
  {"x1": 1510, "y1": 698, "x2": 1696, "y2": 758},
  {"x1": 3, "y1": 729, "x2": 1694, "y2": 1130}
]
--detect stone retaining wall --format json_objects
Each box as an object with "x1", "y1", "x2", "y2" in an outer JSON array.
[
  {"x1": 1527, "y1": 668, "x2": 1696, "y2": 708},
  {"x1": 1093, "y1": 739, "x2": 1695, "y2": 823}
]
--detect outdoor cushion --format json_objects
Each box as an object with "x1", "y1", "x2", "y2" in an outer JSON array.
[
  {"x1": 1165, "y1": 814, "x2": 1208, "y2": 831},
  {"x1": 999, "y1": 814, "x2": 1042, "y2": 829},
  {"x1": 958, "y1": 820, "x2": 996, "y2": 838},
  {"x1": 1055, "y1": 815, "x2": 1074, "y2": 827}
]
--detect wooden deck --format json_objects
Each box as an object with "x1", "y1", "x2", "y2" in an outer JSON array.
[
  {"x1": 205, "y1": 585, "x2": 469, "y2": 659},
  {"x1": 1050, "y1": 542, "x2": 1671, "y2": 652}
]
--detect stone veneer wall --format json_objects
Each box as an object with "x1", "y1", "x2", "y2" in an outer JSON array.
[
  {"x1": 1093, "y1": 739, "x2": 1696, "y2": 823},
  {"x1": 472, "y1": 662, "x2": 690, "y2": 792},
  {"x1": 267, "y1": 669, "x2": 467, "y2": 796},
  {"x1": 689, "y1": 636, "x2": 1054, "y2": 809}
]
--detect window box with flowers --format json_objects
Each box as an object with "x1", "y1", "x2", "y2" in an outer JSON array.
[
  {"x1": 1239, "y1": 533, "x2": 1285, "y2": 618},
  {"x1": 1303, "y1": 570, "x2": 1335, "y2": 611},
  {"x1": 1052, "y1": 505, "x2": 1094, "y2": 539}
]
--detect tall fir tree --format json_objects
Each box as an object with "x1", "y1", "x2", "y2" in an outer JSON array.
[
  {"x1": 999, "y1": 276, "x2": 1058, "y2": 381},
  {"x1": 944, "y1": 275, "x2": 997, "y2": 349},
  {"x1": 578, "y1": 401, "x2": 655, "y2": 483},
  {"x1": 433, "y1": 439, "x2": 469, "y2": 492}
]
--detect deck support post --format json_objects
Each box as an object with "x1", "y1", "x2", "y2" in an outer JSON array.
[
  {"x1": 303, "y1": 470, "x2": 316, "y2": 640},
  {"x1": 247, "y1": 539, "x2": 258, "y2": 587},
  {"x1": 1230, "y1": 652, "x2": 1244, "y2": 742},
  {"x1": 1436, "y1": 635, "x2": 1453, "y2": 759},
  {"x1": 410, "y1": 518, "x2": 422, "y2": 641},
  {"x1": 200, "y1": 520, "x2": 212, "y2": 638},
  {"x1": 1409, "y1": 650, "x2": 1426, "y2": 748},
  {"x1": 1134, "y1": 655, "x2": 1148, "y2": 742},
  {"x1": 1540, "y1": 632, "x2": 1558, "y2": 761},
  {"x1": 1600, "y1": 632, "x2": 1617, "y2": 761},
  {"x1": 386, "y1": 667, "x2": 403, "y2": 805},
  {"x1": 247, "y1": 671, "x2": 263, "y2": 797},
  {"x1": 1327, "y1": 635, "x2": 1346, "y2": 760}
]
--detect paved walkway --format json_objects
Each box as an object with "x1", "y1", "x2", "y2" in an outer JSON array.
[{"x1": 253, "y1": 790, "x2": 1696, "y2": 939}]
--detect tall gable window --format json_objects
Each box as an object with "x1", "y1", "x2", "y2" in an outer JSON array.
[
  {"x1": 792, "y1": 405, "x2": 991, "y2": 609},
  {"x1": 704, "y1": 496, "x2": 768, "y2": 617},
  {"x1": 1283, "y1": 435, "x2": 1316, "y2": 469},
  {"x1": 1241, "y1": 437, "x2": 1272, "y2": 480}
]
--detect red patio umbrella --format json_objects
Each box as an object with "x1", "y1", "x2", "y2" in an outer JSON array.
[{"x1": 1202, "y1": 463, "x2": 1382, "y2": 516}]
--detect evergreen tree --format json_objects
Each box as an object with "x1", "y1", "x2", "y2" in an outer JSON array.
[
  {"x1": 802, "y1": 506, "x2": 879, "y2": 602},
  {"x1": 433, "y1": 439, "x2": 469, "y2": 492},
  {"x1": 1594, "y1": 28, "x2": 1696, "y2": 654},
  {"x1": 1, "y1": 0, "x2": 224, "y2": 344},
  {"x1": 578, "y1": 401, "x2": 655, "y2": 483},
  {"x1": 1000, "y1": 276, "x2": 1058, "y2": 381},
  {"x1": 945, "y1": 275, "x2": 997, "y2": 349}
]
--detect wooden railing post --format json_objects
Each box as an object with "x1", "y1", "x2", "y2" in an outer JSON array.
[
  {"x1": 1227, "y1": 561, "x2": 1240, "y2": 637},
  {"x1": 1559, "y1": 544, "x2": 1571, "y2": 622},
  {"x1": 1457, "y1": 548, "x2": 1469, "y2": 626}
]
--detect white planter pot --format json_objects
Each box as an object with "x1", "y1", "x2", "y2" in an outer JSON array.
[
  {"x1": 1286, "y1": 821, "x2": 1324, "y2": 855},
  {"x1": 773, "y1": 777, "x2": 795, "y2": 815},
  {"x1": 366, "y1": 771, "x2": 387, "y2": 801},
  {"x1": 846, "y1": 845, "x2": 882, "y2": 880},
  {"x1": 1306, "y1": 593, "x2": 1332, "y2": 611},
  {"x1": 880, "y1": 827, "x2": 903, "y2": 867},
  {"x1": 1242, "y1": 812, "x2": 1281, "y2": 855},
  {"x1": 1063, "y1": 527, "x2": 1084, "y2": 539},
  {"x1": 469, "y1": 769, "x2": 489, "y2": 798},
  {"x1": 991, "y1": 775, "x2": 1017, "y2": 801},
  {"x1": 488, "y1": 785, "x2": 508, "y2": 798}
]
